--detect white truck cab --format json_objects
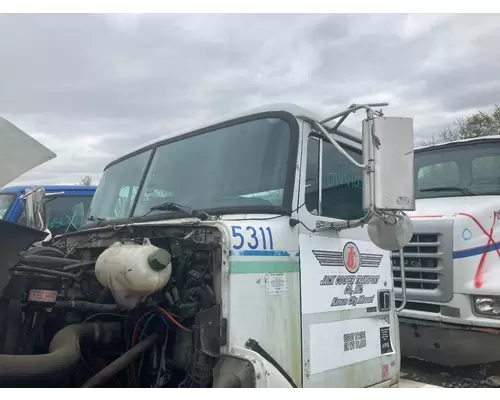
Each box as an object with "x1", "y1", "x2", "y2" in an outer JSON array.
[
  {"x1": 395, "y1": 136, "x2": 500, "y2": 366},
  {"x1": 0, "y1": 104, "x2": 416, "y2": 388},
  {"x1": 81, "y1": 103, "x2": 415, "y2": 388}
]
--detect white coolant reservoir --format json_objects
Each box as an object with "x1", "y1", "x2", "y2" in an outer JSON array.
[{"x1": 95, "y1": 238, "x2": 172, "y2": 310}]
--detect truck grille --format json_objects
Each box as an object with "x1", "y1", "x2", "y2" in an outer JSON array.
[
  {"x1": 391, "y1": 234, "x2": 440, "y2": 290},
  {"x1": 391, "y1": 219, "x2": 454, "y2": 303}
]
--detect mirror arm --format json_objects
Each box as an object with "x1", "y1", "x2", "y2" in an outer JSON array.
[
  {"x1": 313, "y1": 122, "x2": 368, "y2": 170},
  {"x1": 20, "y1": 185, "x2": 44, "y2": 200},
  {"x1": 301, "y1": 102, "x2": 388, "y2": 172},
  {"x1": 396, "y1": 248, "x2": 407, "y2": 312},
  {"x1": 302, "y1": 103, "x2": 387, "y2": 213},
  {"x1": 315, "y1": 210, "x2": 375, "y2": 233},
  {"x1": 302, "y1": 103, "x2": 413, "y2": 238},
  {"x1": 317, "y1": 208, "x2": 405, "y2": 233},
  {"x1": 319, "y1": 103, "x2": 388, "y2": 125},
  {"x1": 305, "y1": 105, "x2": 382, "y2": 232}
]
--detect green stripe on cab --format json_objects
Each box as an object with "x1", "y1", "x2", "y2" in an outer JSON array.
[{"x1": 230, "y1": 261, "x2": 299, "y2": 274}]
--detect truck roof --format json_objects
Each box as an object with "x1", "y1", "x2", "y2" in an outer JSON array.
[
  {"x1": 0, "y1": 185, "x2": 97, "y2": 193},
  {"x1": 107, "y1": 103, "x2": 362, "y2": 168},
  {"x1": 415, "y1": 135, "x2": 500, "y2": 152}
]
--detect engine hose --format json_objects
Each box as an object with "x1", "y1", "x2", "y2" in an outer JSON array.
[
  {"x1": 82, "y1": 332, "x2": 159, "y2": 388},
  {"x1": 52, "y1": 301, "x2": 121, "y2": 313},
  {"x1": 21, "y1": 254, "x2": 96, "y2": 272},
  {"x1": 0, "y1": 322, "x2": 121, "y2": 381},
  {"x1": 12, "y1": 265, "x2": 78, "y2": 280},
  {"x1": 62, "y1": 260, "x2": 96, "y2": 271},
  {"x1": 22, "y1": 246, "x2": 67, "y2": 259},
  {"x1": 21, "y1": 255, "x2": 81, "y2": 266}
]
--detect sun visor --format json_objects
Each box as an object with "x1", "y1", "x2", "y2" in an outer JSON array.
[{"x1": 0, "y1": 117, "x2": 57, "y2": 188}]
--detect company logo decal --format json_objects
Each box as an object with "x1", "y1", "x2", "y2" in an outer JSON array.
[
  {"x1": 312, "y1": 247, "x2": 383, "y2": 270},
  {"x1": 342, "y1": 242, "x2": 361, "y2": 273}
]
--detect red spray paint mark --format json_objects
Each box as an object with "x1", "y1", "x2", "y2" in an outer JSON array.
[
  {"x1": 382, "y1": 364, "x2": 389, "y2": 380},
  {"x1": 458, "y1": 212, "x2": 500, "y2": 288}
]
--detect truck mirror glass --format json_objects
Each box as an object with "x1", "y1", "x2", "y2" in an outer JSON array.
[{"x1": 362, "y1": 117, "x2": 415, "y2": 212}]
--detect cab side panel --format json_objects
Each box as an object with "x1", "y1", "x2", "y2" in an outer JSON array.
[{"x1": 299, "y1": 234, "x2": 398, "y2": 388}]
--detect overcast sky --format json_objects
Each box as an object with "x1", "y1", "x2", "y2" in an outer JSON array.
[{"x1": 2, "y1": 13, "x2": 500, "y2": 186}]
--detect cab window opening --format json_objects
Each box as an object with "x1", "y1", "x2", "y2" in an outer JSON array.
[{"x1": 305, "y1": 134, "x2": 364, "y2": 221}]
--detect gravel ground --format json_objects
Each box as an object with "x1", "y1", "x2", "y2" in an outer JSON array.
[{"x1": 401, "y1": 357, "x2": 500, "y2": 388}]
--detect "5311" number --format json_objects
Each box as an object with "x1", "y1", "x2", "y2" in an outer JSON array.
[{"x1": 231, "y1": 225, "x2": 274, "y2": 250}]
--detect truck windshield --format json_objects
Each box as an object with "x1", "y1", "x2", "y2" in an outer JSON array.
[
  {"x1": 88, "y1": 117, "x2": 294, "y2": 221},
  {"x1": 416, "y1": 141, "x2": 500, "y2": 199},
  {"x1": 0, "y1": 193, "x2": 15, "y2": 219}
]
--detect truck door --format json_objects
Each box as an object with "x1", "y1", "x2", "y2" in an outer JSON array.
[{"x1": 297, "y1": 133, "x2": 397, "y2": 388}]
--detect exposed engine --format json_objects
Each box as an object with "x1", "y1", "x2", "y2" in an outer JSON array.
[{"x1": 0, "y1": 224, "x2": 228, "y2": 388}]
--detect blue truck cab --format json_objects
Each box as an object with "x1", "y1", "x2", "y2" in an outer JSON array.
[{"x1": 0, "y1": 185, "x2": 96, "y2": 236}]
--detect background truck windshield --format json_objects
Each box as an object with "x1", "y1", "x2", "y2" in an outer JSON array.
[
  {"x1": 45, "y1": 195, "x2": 93, "y2": 235},
  {"x1": 416, "y1": 141, "x2": 500, "y2": 198},
  {"x1": 0, "y1": 193, "x2": 15, "y2": 219},
  {"x1": 88, "y1": 117, "x2": 293, "y2": 221},
  {"x1": 16, "y1": 194, "x2": 93, "y2": 235}
]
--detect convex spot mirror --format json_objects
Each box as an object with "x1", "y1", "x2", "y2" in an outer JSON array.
[{"x1": 367, "y1": 212, "x2": 413, "y2": 251}]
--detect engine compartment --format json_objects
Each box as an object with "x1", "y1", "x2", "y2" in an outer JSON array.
[{"x1": 0, "y1": 224, "x2": 228, "y2": 388}]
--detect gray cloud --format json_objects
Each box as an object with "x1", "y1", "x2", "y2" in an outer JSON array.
[{"x1": 1, "y1": 13, "x2": 500, "y2": 186}]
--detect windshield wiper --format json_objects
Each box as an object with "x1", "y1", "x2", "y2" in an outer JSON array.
[
  {"x1": 149, "y1": 202, "x2": 210, "y2": 221},
  {"x1": 420, "y1": 187, "x2": 476, "y2": 196},
  {"x1": 86, "y1": 215, "x2": 109, "y2": 227},
  {"x1": 87, "y1": 215, "x2": 106, "y2": 222}
]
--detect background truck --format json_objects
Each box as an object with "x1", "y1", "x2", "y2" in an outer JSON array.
[
  {"x1": 393, "y1": 135, "x2": 500, "y2": 367},
  {"x1": 0, "y1": 185, "x2": 96, "y2": 236}
]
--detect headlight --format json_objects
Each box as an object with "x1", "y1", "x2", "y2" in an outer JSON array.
[{"x1": 472, "y1": 296, "x2": 500, "y2": 317}]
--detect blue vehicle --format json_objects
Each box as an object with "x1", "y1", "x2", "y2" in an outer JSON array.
[{"x1": 0, "y1": 185, "x2": 96, "y2": 236}]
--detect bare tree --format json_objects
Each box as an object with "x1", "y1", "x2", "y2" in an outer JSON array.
[
  {"x1": 420, "y1": 105, "x2": 500, "y2": 147},
  {"x1": 78, "y1": 175, "x2": 92, "y2": 186}
]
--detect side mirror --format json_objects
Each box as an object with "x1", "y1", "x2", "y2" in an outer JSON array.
[
  {"x1": 21, "y1": 186, "x2": 47, "y2": 231},
  {"x1": 313, "y1": 104, "x2": 415, "y2": 251},
  {"x1": 362, "y1": 117, "x2": 415, "y2": 212},
  {"x1": 361, "y1": 117, "x2": 416, "y2": 251}
]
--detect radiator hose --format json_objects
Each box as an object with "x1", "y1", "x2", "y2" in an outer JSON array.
[{"x1": 0, "y1": 322, "x2": 121, "y2": 381}]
